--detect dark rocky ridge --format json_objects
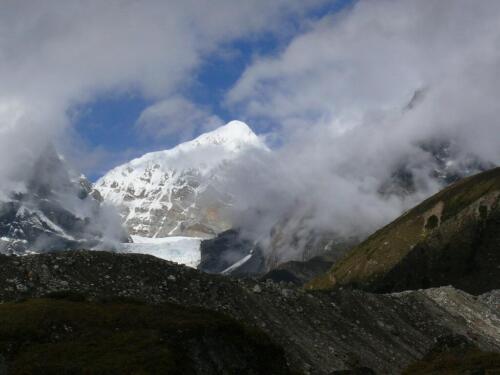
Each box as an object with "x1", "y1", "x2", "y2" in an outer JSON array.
[
  {"x1": 310, "y1": 167, "x2": 500, "y2": 294},
  {"x1": 368, "y1": 203, "x2": 500, "y2": 295},
  {"x1": 0, "y1": 250, "x2": 498, "y2": 374}
]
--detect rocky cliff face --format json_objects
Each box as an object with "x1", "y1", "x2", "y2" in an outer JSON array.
[
  {"x1": 0, "y1": 146, "x2": 128, "y2": 255},
  {"x1": 309, "y1": 167, "x2": 500, "y2": 294},
  {"x1": 96, "y1": 121, "x2": 267, "y2": 238},
  {"x1": 198, "y1": 229, "x2": 265, "y2": 276}
]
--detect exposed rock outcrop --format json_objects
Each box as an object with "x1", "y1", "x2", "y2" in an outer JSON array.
[{"x1": 198, "y1": 229, "x2": 265, "y2": 276}]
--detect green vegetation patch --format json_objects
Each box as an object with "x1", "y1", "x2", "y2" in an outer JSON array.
[{"x1": 0, "y1": 296, "x2": 288, "y2": 374}]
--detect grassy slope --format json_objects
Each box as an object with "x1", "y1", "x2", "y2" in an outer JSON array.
[
  {"x1": 308, "y1": 167, "x2": 500, "y2": 290},
  {"x1": 0, "y1": 295, "x2": 289, "y2": 375}
]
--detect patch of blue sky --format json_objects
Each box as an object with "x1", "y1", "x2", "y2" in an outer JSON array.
[{"x1": 74, "y1": 0, "x2": 356, "y2": 177}]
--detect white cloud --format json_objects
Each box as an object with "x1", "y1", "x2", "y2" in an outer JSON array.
[
  {"x1": 4, "y1": 0, "x2": 500, "y2": 262},
  {"x1": 228, "y1": 0, "x2": 500, "y2": 149},
  {"x1": 0, "y1": 0, "x2": 323, "y2": 102},
  {"x1": 136, "y1": 96, "x2": 223, "y2": 141},
  {"x1": 222, "y1": 0, "x2": 500, "y2": 261},
  {"x1": 0, "y1": 0, "x2": 326, "y2": 190}
]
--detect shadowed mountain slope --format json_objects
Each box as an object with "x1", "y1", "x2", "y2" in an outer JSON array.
[{"x1": 309, "y1": 167, "x2": 500, "y2": 294}]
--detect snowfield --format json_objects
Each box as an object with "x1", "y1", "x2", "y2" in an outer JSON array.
[{"x1": 119, "y1": 235, "x2": 203, "y2": 268}]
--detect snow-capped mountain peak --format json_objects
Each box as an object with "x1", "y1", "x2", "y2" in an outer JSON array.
[
  {"x1": 115, "y1": 120, "x2": 265, "y2": 174},
  {"x1": 96, "y1": 121, "x2": 266, "y2": 238},
  {"x1": 184, "y1": 120, "x2": 263, "y2": 150}
]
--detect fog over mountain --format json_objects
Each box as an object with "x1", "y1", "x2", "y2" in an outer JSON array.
[
  {"x1": 1, "y1": 0, "x2": 500, "y2": 261},
  {"x1": 0, "y1": 1, "x2": 324, "y2": 249},
  {"x1": 2, "y1": 3, "x2": 500, "y2": 373},
  {"x1": 0, "y1": 0, "x2": 321, "y2": 191},
  {"x1": 96, "y1": 121, "x2": 267, "y2": 239},
  {"x1": 219, "y1": 0, "x2": 500, "y2": 262}
]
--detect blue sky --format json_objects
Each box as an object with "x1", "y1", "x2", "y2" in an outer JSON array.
[{"x1": 74, "y1": 0, "x2": 355, "y2": 180}]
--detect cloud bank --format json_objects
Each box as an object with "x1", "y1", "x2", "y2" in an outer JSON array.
[
  {"x1": 3, "y1": 0, "x2": 500, "y2": 261},
  {"x1": 136, "y1": 96, "x2": 223, "y2": 141},
  {"x1": 0, "y1": 0, "x2": 324, "y2": 191},
  {"x1": 222, "y1": 0, "x2": 500, "y2": 262}
]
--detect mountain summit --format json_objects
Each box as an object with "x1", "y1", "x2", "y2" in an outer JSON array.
[
  {"x1": 96, "y1": 121, "x2": 266, "y2": 238},
  {"x1": 177, "y1": 120, "x2": 264, "y2": 152}
]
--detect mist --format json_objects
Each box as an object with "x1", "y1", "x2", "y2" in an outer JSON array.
[
  {"x1": 0, "y1": 0, "x2": 322, "y2": 193},
  {"x1": 1, "y1": 1, "x2": 500, "y2": 259},
  {"x1": 222, "y1": 0, "x2": 500, "y2": 263},
  {"x1": 0, "y1": 1, "x2": 324, "y2": 247}
]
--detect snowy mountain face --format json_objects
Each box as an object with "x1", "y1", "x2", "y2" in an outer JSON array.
[
  {"x1": 96, "y1": 121, "x2": 267, "y2": 239},
  {"x1": 0, "y1": 146, "x2": 128, "y2": 255}
]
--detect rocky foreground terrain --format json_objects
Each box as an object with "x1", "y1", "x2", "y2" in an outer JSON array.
[{"x1": 0, "y1": 250, "x2": 499, "y2": 374}]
